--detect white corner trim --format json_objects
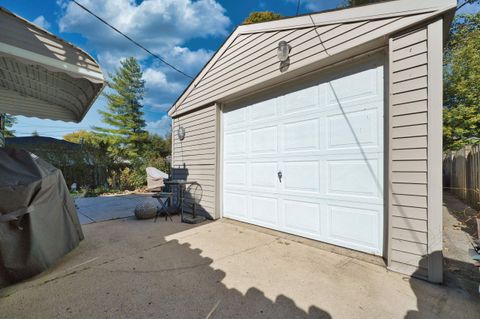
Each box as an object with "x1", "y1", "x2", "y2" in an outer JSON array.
[
  {"x1": 427, "y1": 18, "x2": 444, "y2": 284},
  {"x1": 0, "y1": 42, "x2": 104, "y2": 82},
  {"x1": 215, "y1": 103, "x2": 223, "y2": 220}
]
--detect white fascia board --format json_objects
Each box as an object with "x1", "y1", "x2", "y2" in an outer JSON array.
[{"x1": 0, "y1": 42, "x2": 104, "y2": 83}]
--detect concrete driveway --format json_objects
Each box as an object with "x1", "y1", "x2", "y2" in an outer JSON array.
[{"x1": 0, "y1": 217, "x2": 478, "y2": 319}]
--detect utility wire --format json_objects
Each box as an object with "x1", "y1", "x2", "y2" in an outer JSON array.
[
  {"x1": 296, "y1": 0, "x2": 301, "y2": 16},
  {"x1": 70, "y1": 0, "x2": 194, "y2": 80},
  {"x1": 456, "y1": 0, "x2": 473, "y2": 12}
]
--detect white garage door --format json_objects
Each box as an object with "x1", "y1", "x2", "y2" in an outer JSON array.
[{"x1": 222, "y1": 59, "x2": 384, "y2": 255}]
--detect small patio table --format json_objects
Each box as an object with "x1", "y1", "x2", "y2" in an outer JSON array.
[{"x1": 164, "y1": 180, "x2": 196, "y2": 223}]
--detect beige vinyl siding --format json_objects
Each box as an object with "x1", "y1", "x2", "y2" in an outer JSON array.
[
  {"x1": 172, "y1": 12, "x2": 434, "y2": 116},
  {"x1": 172, "y1": 104, "x2": 218, "y2": 218},
  {"x1": 388, "y1": 26, "x2": 429, "y2": 279}
]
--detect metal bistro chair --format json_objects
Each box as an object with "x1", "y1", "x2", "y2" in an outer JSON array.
[
  {"x1": 145, "y1": 167, "x2": 174, "y2": 222},
  {"x1": 183, "y1": 182, "x2": 206, "y2": 224},
  {"x1": 152, "y1": 192, "x2": 174, "y2": 222}
]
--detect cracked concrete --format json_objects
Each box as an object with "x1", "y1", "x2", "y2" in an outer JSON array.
[{"x1": 0, "y1": 216, "x2": 479, "y2": 318}]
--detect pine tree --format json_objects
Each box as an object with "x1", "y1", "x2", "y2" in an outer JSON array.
[
  {"x1": 95, "y1": 57, "x2": 147, "y2": 160},
  {"x1": 1, "y1": 113, "x2": 16, "y2": 137}
]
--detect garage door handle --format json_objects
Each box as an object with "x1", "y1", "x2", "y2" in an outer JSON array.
[{"x1": 277, "y1": 171, "x2": 282, "y2": 182}]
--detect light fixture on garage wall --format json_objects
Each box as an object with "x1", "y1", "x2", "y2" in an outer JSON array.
[
  {"x1": 277, "y1": 41, "x2": 291, "y2": 62},
  {"x1": 177, "y1": 126, "x2": 185, "y2": 141}
]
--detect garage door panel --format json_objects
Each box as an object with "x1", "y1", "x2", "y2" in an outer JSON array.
[
  {"x1": 251, "y1": 196, "x2": 278, "y2": 226},
  {"x1": 225, "y1": 131, "x2": 247, "y2": 157},
  {"x1": 283, "y1": 161, "x2": 320, "y2": 193},
  {"x1": 251, "y1": 162, "x2": 278, "y2": 189},
  {"x1": 328, "y1": 204, "x2": 381, "y2": 253},
  {"x1": 284, "y1": 118, "x2": 320, "y2": 151},
  {"x1": 327, "y1": 159, "x2": 381, "y2": 198},
  {"x1": 251, "y1": 126, "x2": 277, "y2": 153},
  {"x1": 224, "y1": 106, "x2": 246, "y2": 127},
  {"x1": 284, "y1": 200, "x2": 321, "y2": 236},
  {"x1": 325, "y1": 66, "x2": 380, "y2": 105},
  {"x1": 224, "y1": 162, "x2": 247, "y2": 186},
  {"x1": 283, "y1": 85, "x2": 318, "y2": 114},
  {"x1": 224, "y1": 192, "x2": 248, "y2": 218},
  {"x1": 249, "y1": 99, "x2": 277, "y2": 121},
  {"x1": 327, "y1": 108, "x2": 379, "y2": 150},
  {"x1": 223, "y1": 57, "x2": 384, "y2": 256}
]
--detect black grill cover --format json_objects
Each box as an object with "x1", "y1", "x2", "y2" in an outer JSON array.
[{"x1": 0, "y1": 148, "x2": 84, "y2": 288}]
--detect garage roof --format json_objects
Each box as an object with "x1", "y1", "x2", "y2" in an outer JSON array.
[
  {"x1": 169, "y1": 0, "x2": 456, "y2": 117},
  {"x1": 0, "y1": 7, "x2": 105, "y2": 123}
]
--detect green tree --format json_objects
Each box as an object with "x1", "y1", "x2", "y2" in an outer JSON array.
[
  {"x1": 141, "y1": 133, "x2": 170, "y2": 160},
  {"x1": 340, "y1": 0, "x2": 386, "y2": 7},
  {"x1": 64, "y1": 130, "x2": 123, "y2": 168},
  {"x1": 243, "y1": 12, "x2": 283, "y2": 25},
  {"x1": 64, "y1": 130, "x2": 119, "y2": 188},
  {"x1": 95, "y1": 57, "x2": 147, "y2": 160},
  {"x1": 1, "y1": 114, "x2": 17, "y2": 137},
  {"x1": 443, "y1": 13, "x2": 480, "y2": 150}
]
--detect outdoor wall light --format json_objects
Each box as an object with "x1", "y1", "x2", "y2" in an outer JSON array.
[
  {"x1": 277, "y1": 41, "x2": 291, "y2": 62},
  {"x1": 177, "y1": 126, "x2": 186, "y2": 141}
]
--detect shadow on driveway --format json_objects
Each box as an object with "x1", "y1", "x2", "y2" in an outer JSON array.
[
  {"x1": 0, "y1": 217, "x2": 331, "y2": 318},
  {"x1": 1, "y1": 216, "x2": 479, "y2": 318}
]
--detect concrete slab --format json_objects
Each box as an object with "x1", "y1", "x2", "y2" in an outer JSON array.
[
  {"x1": 75, "y1": 194, "x2": 158, "y2": 224},
  {"x1": 0, "y1": 217, "x2": 478, "y2": 318}
]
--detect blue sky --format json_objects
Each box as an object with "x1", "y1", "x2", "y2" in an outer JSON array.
[{"x1": 0, "y1": 0, "x2": 478, "y2": 139}]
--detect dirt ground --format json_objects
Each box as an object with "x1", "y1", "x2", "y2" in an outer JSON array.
[{"x1": 442, "y1": 191, "x2": 480, "y2": 295}]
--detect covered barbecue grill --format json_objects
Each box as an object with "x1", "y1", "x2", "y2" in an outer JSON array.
[{"x1": 0, "y1": 148, "x2": 84, "y2": 287}]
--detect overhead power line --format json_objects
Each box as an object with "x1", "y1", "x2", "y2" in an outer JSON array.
[
  {"x1": 70, "y1": 0, "x2": 194, "y2": 80},
  {"x1": 296, "y1": 0, "x2": 301, "y2": 16}
]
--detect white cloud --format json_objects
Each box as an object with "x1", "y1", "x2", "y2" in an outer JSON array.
[
  {"x1": 58, "y1": 0, "x2": 228, "y2": 110},
  {"x1": 32, "y1": 15, "x2": 51, "y2": 29},
  {"x1": 142, "y1": 67, "x2": 184, "y2": 108},
  {"x1": 146, "y1": 115, "x2": 172, "y2": 137},
  {"x1": 147, "y1": 103, "x2": 172, "y2": 112},
  {"x1": 58, "y1": 0, "x2": 229, "y2": 58},
  {"x1": 143, "y1": 68, "x2": 183, "y2": 91}
]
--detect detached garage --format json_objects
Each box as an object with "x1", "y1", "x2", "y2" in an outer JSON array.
[{"x1": 169, "y1": 0, "x2": 457, "y2": 283}]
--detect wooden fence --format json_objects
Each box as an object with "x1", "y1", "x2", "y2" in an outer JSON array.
[{"x1": 443, "y1": 145, "x2": 480, "y2": 209}]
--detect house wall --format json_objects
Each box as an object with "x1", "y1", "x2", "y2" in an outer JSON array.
[
  {"x1": 171, "y1": 104, "x2": 219, "y2": 219},
  {"x1": 387, "y1": 19, "x2": 443, "y2": 282}
]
